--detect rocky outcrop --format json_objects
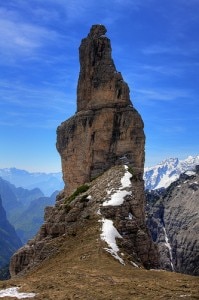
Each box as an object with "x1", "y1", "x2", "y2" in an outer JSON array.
[
  {"x1": 76, "y1": 25, "x2": 131, "y2": 111},
  {"x1": 147, "y1": 167, "x2": 199, "y2": 275},
  {"x1": 57, "y1": 24, "x2": 145, "y2": 196},
  {"x1": 10, "y1": 25, "x2": 158, "y2": 276},
  {"x1": 10, "y1": 166, "x2": 158, "y2": 276}
]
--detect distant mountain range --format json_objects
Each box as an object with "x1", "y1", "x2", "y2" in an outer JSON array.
[
  {"x1": 0, "y1": 177, "x2": 58, "y2": 244},
  {"x1": 0, "y1": 168, "x2": 64, "y2": 196},
  {"x1": 0, "y1": 195, "x2": 22, "y2": 279},
  {"x1": 1, "y1": 156, "x2": 199, "y2": 196},
  {"x1": 144, "y1": 155, "x2": 199, "y2": 190}
]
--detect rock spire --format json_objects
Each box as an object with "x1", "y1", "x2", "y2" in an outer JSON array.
[
  {"x1": 9, "y1": 25, "x2": 159, "y2": 277},
  {"x1": 57, "y1": 24, "x2": 145, "y2": 196},
  {"x1": 77, "y1": 24, "x2": 131, "y2": 111}
]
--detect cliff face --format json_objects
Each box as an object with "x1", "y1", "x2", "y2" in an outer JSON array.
[
  {"x1": 147, "y1": 167, "x2": 199, "y2": 276},
  {"x1": 10, "y1": 25, "x2": 158, "y2": 277},
  {"x1": 57, "y1": 24, "x2": 145, "y2": 196}
]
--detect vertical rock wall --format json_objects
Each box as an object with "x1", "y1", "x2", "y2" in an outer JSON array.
[{"x1": 57, "y1": 25, "x2": 145, "y2": 196}]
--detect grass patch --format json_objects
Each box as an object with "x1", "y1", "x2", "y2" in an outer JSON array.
[
  {"x1": 128, "y1": 166, "x2": 134, "y2": 176},
  {"x1": 128, "y1": 166, "x2": 140, "y2": 181},
  {"x1": 64, "y1": 184, "x2": 90, "y2": 205}
]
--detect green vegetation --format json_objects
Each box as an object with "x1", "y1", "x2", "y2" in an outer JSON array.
[
  {"x1": 91, "y1": 172, "x2": 104, "y2": 182},
  {"x1": 127, "y1": 166, "x2": 140, "y2": 181},
  {"x1": 127, "y1": 166, "x2": 134, "y2": 176},
  {"x1": 64, "y1": 184, "x2": 90, "y2": 205}
]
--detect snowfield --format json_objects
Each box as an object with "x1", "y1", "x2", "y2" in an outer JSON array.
[
  {"x1": 0, "y1": 287, "x2": 35, "y2": 298},
  {"x1": 144, "y1": 155, "x2": 199, "y2": 190},
  {"x1": 100, "y1": 218, "x2": 124, "y2": 265},
  {"x1": 99, "y1": 165, "x2": 133, "y2": 264},
  {"x1": 103, "y1": 165, "x2": 132, "y2": 206}
]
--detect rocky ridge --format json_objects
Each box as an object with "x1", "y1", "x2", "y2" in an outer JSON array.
[
  {"x1": 10, "y1": 25, "x2": 158, "y2": 276},
  {"x1": 146, "y1": 166, "x2": 199, "y2": 275},
  {"x1": 10, "y1": 165, "x2": 158, "y2": 276}
]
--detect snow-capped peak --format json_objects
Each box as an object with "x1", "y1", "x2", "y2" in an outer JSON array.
[{"x1": 144, "y1": 155, "x2": 199, "y2": 190}]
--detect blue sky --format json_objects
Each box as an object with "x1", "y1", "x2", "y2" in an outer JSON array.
[{"x1": 0, "y1": 0, "x2": 198, "y2": 172}]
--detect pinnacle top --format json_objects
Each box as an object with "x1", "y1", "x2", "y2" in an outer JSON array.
[
  {"x1": 77, "y1": 24, "x2": 131, "y2": 111},
  {"x1": 88, "y1": 24, "x2": 107, "y2": 38}
]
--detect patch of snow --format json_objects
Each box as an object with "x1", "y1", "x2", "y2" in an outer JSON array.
[
  {"x1": 0, "y1": 287, "x2": 36, "y2": 299},
  {"x1": 163, "y1": 227, "x2": 174, "y2": 271},
  {"x1": 103, "y1": 189, "x2": 131, "y2": 206},
  {"x1": 128, "y1": 213, "x2": 133, "y2": 220},
  {"x1": 155, "y1": 173, "x2": 179, "y2": 190},
  {"x1": 150, "y1": 269, "x2": 166, "y2": 272},
  {"x1": 103, "y1": 165, "x2": 132, "y2": 206},
  {"x1": 100, "y1": 218, "x2": 124, "y2": 265},
  {"x1": 130, "y1": 261, "x2": 139, "y2": 268},
  {"x1": 185, "y1": 171, "x2": 196, "y2": 176},
  {"x1": 107, "y1": 188, "x2": 113, "y2": 195}
]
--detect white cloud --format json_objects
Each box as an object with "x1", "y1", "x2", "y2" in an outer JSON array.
[
  {"x1": 0, "y1": 78, "x2": 76, "y2": 128},
  {"x1": 140, "y1": 64, "x2": 184, "y2": 77},
  {"x1": 0, "y1": 8, "x2": 62, "y2": 62},
  {"x1": 0, "y1": 20, "x2": 57, "y2": 51},
  {"x1": 142, "y1": 44, "x2": 199, "y2": 57},
  {"x1": 134, "y1": 87, "x2": 192, "y2": 104}
]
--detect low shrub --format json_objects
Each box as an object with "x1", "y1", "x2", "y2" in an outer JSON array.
[
  {"x1": 128, "y1": 166, "x2": 134, "y2": 176},
  {"x1": 64, "y1": 184, "x2": 90, "y2": 205}
]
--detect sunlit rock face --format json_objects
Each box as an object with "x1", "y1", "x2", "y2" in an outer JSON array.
[
  {"x1": 77, "y1": 24, "x2": 131, "y2": 111},
  {"x1": 57, "y1": 24, "x2": 145, "y2": 196}
]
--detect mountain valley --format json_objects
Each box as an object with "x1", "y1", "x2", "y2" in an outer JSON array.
[
  {"x1": 0, "y1": 196, "x2": 22, "y2": 280},
  {"x1": 0, "y1": 177, "x2": 58, "y2": 244}
]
